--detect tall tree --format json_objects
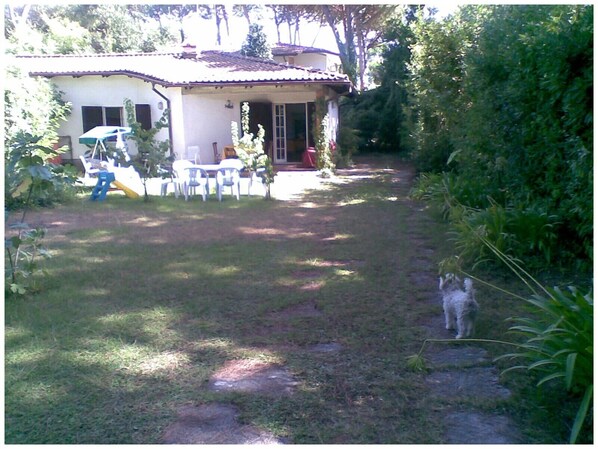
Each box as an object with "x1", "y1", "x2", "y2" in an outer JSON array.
[
  {"x1": 233, "y1": 5, "x2": 263, "y2": 26},
  {"x1": 6, "y1": 4, "x2": 179, "y2": 53},
  {"x1": 308, "y1": 5, "x2": 398, "y2": 90},
  {"x1": 139, "y1": 4, "x2": 198, "y2": 43},
  {"x1": 267, "y1": 5, "x2": 305, "y2": 44},
  {"x1": 240, "y1": 23, "x2": 272, "y2": 59}
]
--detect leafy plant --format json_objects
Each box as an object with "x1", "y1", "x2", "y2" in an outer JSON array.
[
  {"x1": 334, "y1": 125, "x2": 358, "y2": 168},
  {"x1": 124, "y1": 98, "x2": 170, "y2": 201},
  {"x1": 413, "y1": 172, "x2": 568, "y2": 270},
  {"x1": 5, "y1": 224, "x2": 51, "y2": 295},
  {"x1": 231, "y1": 102, "x2": 276, "y2": 199},
  {"x1": 484, "y1": 239, "x2": 593, "y2": 444},
  {"x1": 4, "y1": 132, "x2": 70, "y2": 295},
  {"x1": 314, "y1": 98, "x2": 335, "y2": 177},
  {"x1": 498, "y1": 286, "x2": 592, "y2": 443},
  {"x1": 232, "y1": 102, "x2": 266, "y2": 170}
]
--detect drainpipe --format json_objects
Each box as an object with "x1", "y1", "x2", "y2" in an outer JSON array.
[{"x1": 152, "y1": 84, "x2": 174, "y2": 156}]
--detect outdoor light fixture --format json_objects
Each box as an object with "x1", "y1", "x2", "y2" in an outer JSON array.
[
  {"x1": 157, "y1": 101, "x2": 164, "y2": 110},
  {"x1": 225, "y1": 100, "x2": 234, "y2": 109}
]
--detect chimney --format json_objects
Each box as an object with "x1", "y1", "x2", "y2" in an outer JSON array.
[{"x1": 181, "y1": 42, "x2": 198, "y2": 59}]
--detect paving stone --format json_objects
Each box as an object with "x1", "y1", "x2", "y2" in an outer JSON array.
[
  {"x1": 425, "y1": 366, "x2": 512, "y2": 400},
  {"x1": 443, "y1": 410, "x2": 522, "y2": 444},
  {"x1": 161, "y1": 403, "x2": 285, "y2": 444},
  {"x1": 308, "y1": 342, "x2": 343, "y2": 353},
  {"x1": 427, "y1": 347, "x2": 490, "y2": 368},
  {"x1": 208, "y1": 361, "x2": 299, "y2": 396}
]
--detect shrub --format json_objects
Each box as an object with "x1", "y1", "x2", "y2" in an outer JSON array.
[
  {"x1": 231, "y1": 102, "x2": 276, "y2": 199},
  {"x1": 487, "y1": 243, "x2": 593, "y2": 444}
]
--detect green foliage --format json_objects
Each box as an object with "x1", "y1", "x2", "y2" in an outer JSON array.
[
  {"x1": 259, "y1": 157, "x2": 277, "y2": 200},
  {"x1": 232, "y1": 101, "x2": 266, "y2": 170},
  {"x1": 4, "y1": 133, "x2": 75, "y2": 295},
  {"x1": 231, "y1": 102, "x2": 276, "y2": 199},
  {"x1": 334, "y1": 125, "x2": 358, "y2": 168},
  {"x1": 4, "y1": 64, "x2": 71, "y2": 150},
  {"x1": 405, "y1": 5, "x2": 593, "y2": 269},
  {"x1": 413, "y1": 174, "x2": 567, "y2": 270},
  {"x1": 313, "y1": 98, "x2": 335, "y2": 177},
  {"x1": 240, "y1": 23, "x2": 272, "y2": 59},
  {"x1": 5, "y1": 225, "x2": 51, "y2": 296},
  {"x1": 483, "y1": 242, "x2": 593, "y2": 444},
  {"x1": 5, "y1": 133, "x2": 78, "y2": 210},
  {"x1": 57, "y1": 5, "x2": 171, "y2": 53},
  {"x1": 367, "y1": 7, "x2": 418, "y2": 152},
  {"x1": 5, "y1": 4, "x2": 178, "y2": 54},
  {"x1": 124, "y1": 98, "x2": 170, "y2": 202},
  {"x1": 42, "y1": 14, "x2": 92, "y2": 53},
  {"x1": 4, "y1": 63, "x2": 76, "y2": 208}
]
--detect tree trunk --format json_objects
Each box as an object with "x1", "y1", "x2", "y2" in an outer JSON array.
[
  {"x1": 321, "y1": 5, "x2": 358, "y2": 87},
  {"x1": 355, "y1": 22, "x2": 366, "y2": 91},
  {"x1": 214, "y1": 5, "x2": 221, "y2": 46}
]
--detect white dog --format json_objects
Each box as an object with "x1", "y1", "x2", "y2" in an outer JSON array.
[{"x1": 439, "y1": 273, "x2": 479, "y2": 339}]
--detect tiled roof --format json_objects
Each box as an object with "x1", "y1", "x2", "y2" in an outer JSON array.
[
  {"x1": 272, "y1": 43, "x2": 339, "y2": 57},
  {"x1": 12, "y1": 51, "x2": 350, "y2": 89}
]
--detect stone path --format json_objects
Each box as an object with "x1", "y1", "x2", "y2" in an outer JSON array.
[
  {"x1": 393, "y1": 165, "x2": 523, "y2": 444},
  {"x1": 160, "y1": 161, "x2": 522, "y2": 444}
]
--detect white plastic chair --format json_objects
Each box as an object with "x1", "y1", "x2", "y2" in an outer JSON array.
[
  {"x1": 187, "y1": 145, "x2": 201, "y2": 164},
  {"x1": 183, "y1": 167, "x2": 210, "y2": 201},
  {"x1": 172, "y1": 159, "x2": 193, "y2": 198},
  {"x1": 159, "y1": 165, "x2": 180, "y2": 198},
  {"x1": 216, "y1": 167, "x2": 241, "y2": 201}
]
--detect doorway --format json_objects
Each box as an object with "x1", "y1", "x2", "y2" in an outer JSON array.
[
  {"x1": 273, "y1": 102, "x2": 315, "y2": 164},
  {"x1": 247, "y1": 101, "x2": 315, "y2": 164}
]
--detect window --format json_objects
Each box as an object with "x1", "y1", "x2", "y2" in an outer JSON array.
[
  {"x1": 82, "y1": 106, "x2": 103, "y2": 132},
  {"x1": 104, "y1": 107, "x2": 122, "y2": 126},
  {"x1": 82, "y1": 106, "x2": 123, "y2": 132},
  {"x1": 135, "y1": 104, "x2": 152, "y2": 131}
]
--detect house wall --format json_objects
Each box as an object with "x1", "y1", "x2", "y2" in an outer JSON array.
[
  {"x1": 180, "y1": 85, "x2": 340, "y2": 163},
  {"x1": 50, "y1": 75, "x2": 343, "y2": 165},
  {"x1": 50, "y1": 75, "x2": 171, "y2": 160},
  {"x1": 273, "y1": 53, "x2": 341, "y2": 73},
  {"x1": 328, "y1": 100, "x2": 340, "y2": 143}
]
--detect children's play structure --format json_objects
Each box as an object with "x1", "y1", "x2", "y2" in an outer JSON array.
[{"x1": 79, "y1": 126, "x2": 142, "y2": 200}]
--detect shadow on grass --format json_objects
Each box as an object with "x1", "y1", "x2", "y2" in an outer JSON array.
[{"x1": 5, "y1": 157, "x2": 465, "y2": 444}]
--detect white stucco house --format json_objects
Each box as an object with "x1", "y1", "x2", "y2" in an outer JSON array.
[
  {"x1": 13, "y1": 44, "x2": 351, "y2": 166},
  {"x1": 271, "y1": 43, "x2": 342, "y2": 73}
]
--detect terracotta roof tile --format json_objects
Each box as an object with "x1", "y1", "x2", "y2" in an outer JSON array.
[{"x1": 12, "y1": 51, "x2": 350, "y2": 88}]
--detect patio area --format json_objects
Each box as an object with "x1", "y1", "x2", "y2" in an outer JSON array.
[{"x1": 79, "y1": 164, "x2": 330, "y2": 202}]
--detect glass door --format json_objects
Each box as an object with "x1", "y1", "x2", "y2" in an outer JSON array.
[{"x1": 274, "y1": 104, "x2": 287, "y2": 163}]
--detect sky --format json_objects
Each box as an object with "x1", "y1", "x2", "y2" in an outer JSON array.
[
  {"x1": 184, "y1": 3, "x2": 460, "y2": 53},
  {"x1": 183, "y1": 9, "x2": 337, "y2": 52}
]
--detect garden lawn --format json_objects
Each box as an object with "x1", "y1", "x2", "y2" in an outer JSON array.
[{"x1": 5, "y1": 156, "x2": 567, "y2": 443}]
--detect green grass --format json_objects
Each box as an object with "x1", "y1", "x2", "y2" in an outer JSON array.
[{"x1": 5, "y1": 158, "x2": 580, "y2": 443}]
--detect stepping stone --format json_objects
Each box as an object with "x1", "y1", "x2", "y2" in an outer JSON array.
[
  {"x1": 308, "y1": 342, "x2": 343, "y2": 353},
  {"x1": 208, "y1": 360, "x2": 299, "y2": 396},
  {"x1": 161, "y1": 403, "x2": 285, "y2": 444},
  {"x1": 443, "y1": 410, "x2": 522, "y2": 444},
  {"x1": 425, "y1": 367, "x2": 511, "y2": 400},
  {"x1": 268, "y1": 302, "x2": 322, "y2": 319},
  {"x1": 407, "y1": 271, "x2": 437, "y2": 288},
  {"x1": 427, "y1": 347, "x2": 490, "y2": 368}
]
